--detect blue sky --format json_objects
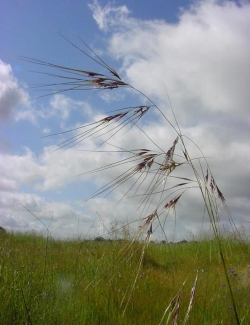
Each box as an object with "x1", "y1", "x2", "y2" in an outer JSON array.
[{"x1": 1, "y1": 0, "x2": 250, "y2": 240}]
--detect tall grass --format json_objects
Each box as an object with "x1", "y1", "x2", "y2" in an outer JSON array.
[
  {"x1": 19, "y1": 32, "x2": 249, "y2": 324},
  {"x1": 1, "y1": 232, "x2": 250, "y2": 324}
]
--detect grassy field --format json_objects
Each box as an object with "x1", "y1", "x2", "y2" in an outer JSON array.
[{"x1": 0, "y1": 231, "x2": 249, "y2": 325}]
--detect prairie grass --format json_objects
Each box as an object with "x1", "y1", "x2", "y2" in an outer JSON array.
[
  {"x1": 18, "y1": 32, "x2": 248, "y2": 324},
  {"x1": 0, "y1": 232, "x2": 250, "y2": 325}
]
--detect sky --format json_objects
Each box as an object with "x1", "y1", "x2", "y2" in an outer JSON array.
[{"x1": 1, "y1": 0, "x2": 250, "y2": 241}]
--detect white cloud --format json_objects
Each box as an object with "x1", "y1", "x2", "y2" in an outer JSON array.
[
  {"x1": 0, "y1": 60, "x2": 92, "y2": 125},
  {"x1": 28, "y1": 94, "x2": 95, "y2": 135},
  {"x1": 0, "y1": 145, "x2": 94, "y2": 192},
  {"x1": 0, "y1": 149, "x2": 44, "y2": 191},
  {"x1": 87, "y1": 0, "x2": 250, "y2": 238},
  {"x1": 0, "y1": 60, "x2": 29, "y2": 121},
  {"x1": 0, "y1": 191, "x2": 91, "y2": 238},
  {"x1": 15, "y1": 109, "x2": 36, "y2": 123},
  {"x1": 105, "y1": 1, "x2": 250, "y2": 120},
  {"x1": 42, "y1": 127, "x2": 51, "y2": 135},
  {"x1": 88, "y1": 0, "x2": 130, "y2": 31},
  {"x1": 1, "y1": 115, "x2": 249, "y2": 240},
  {"x1": 38, "y1": 94, "x2": 92, "y2": 120}
]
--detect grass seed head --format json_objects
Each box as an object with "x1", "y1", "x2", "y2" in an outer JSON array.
[{"x1": 164, "y1": 194, "x2": 182, "y2": 210}]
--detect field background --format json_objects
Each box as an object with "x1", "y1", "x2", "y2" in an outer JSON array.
[{"x1": 0, "y1": 231, "x2": 249, "y2": 325}]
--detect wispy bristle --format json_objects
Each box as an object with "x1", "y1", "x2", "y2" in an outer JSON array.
[
  {"x1": 216, "y1": 185, "x2": 225, "y2": 203},
  {"x1": 205, "y1": 169, "x2": 208, "y2": 184},
  {"x1": 183, "y1": 273, "x2": 198, "y2": 324},
  {"x1": 164, "y1": 194, "x2": 182, "y2": 210},
  {"x1": 210, "y1": 175, "x2": 215, "y2": 192},
  {"x1": 139, "y1": 210, "x2": 157, "y2": 232}
]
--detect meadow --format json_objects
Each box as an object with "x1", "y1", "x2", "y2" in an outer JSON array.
[{"x1": 0, "y1": 231, "x2": 249, "y2": 325}]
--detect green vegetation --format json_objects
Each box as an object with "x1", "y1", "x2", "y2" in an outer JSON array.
[{"x1": 0, "y1": 231, "x2": 249, "y2": 325}]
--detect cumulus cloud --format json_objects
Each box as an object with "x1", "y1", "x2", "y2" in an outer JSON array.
[
  {"x1": 0, "y1": 60, "x2": 29, "y2": 121},
  {"x1": 2, "y1": 0, "x2": 250, "y2": 240},
  {"x1": 0, "y1": 61, "x2": 93, "y2": 125},
  {"x1": 105, "y1": 1, "x2": 250, "y2": 119},
  {"x1": 1, "y1": 114, "x2": 249, "y2": 240},
  {"x1": 0, "y1": 145, "x2": 97, "y2": 192},
  {"x1": 0, "y1": 145, "x2": 94, "y2": 237},
  {"x1": 87, "y1": 0, "x2": 250, "y2": 238}
]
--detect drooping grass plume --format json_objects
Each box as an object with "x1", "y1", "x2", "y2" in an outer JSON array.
[{"x1": 20, "y1": 32, "x2": 246, "y2": 324}]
